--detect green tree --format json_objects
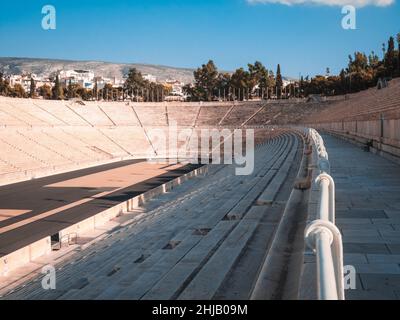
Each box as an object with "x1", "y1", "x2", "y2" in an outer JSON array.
[
  {"x1": 182, "y1": 84, "x2": 198, "y2": 102},
  {"x1": 385, "y1": 36, "x2": 396, "y2": 76},
  {"x1": 67, "y1": 79, "x2": 73, "y2": 99},
  {"x1": 247, "y1": 61, "x2": 267, "y2": 95},
  {"x1": 100, "y1": 83, "x2": 115, "y2": 101},
  {"x1": 230, "y1": 68, "x2": 250, "y2": 101},
  {"x1": 348, "y1": 52, "x2": 368, "y2": 73},
  {"x1": 397, "y1": 33, "x2": 400, "y2": 75},
  {"x1": 0, "y1": 72, "x2": 11, "y2": 96},
  {"x1": 67, "y1": 82, "x2": 85, "y2": 99},
  {"x1": 382, "y1": 43, "x2": 386, "y2": 60},
  {"x1": 52, "y1": 75, "x2": 63, "y2": 100},
  {"x1": 339, "y1": 69, "x2": 346, "y2": 93},
  {"x1": 141, "y1": 82, "x2": 167, "y2": 102},
  {"x1": 192, "y1": 60, "x2": 219, "y2": 101},
  {"x1": 299, "y1": 75, "x2": 304, "y2": 96},
  {"x1": 9, "y1": 83, "x2": 26, "y2": 98},
  {"x1": 76, "y1": 86, "x2": 93, "y2": 101},
  {"x1": 259, "y1": 70, "x2": 275, "y2": 98},
  {"x1": 368, "y1": 51, "x2": 380, "y2": 69},
  {"x1": 93, "y1": 80, "x2": 98, "y2": 100},
  {"x1": 39, "y1": 84, "x2": 52, "y2": 99},
  {"x1": 276, "y1": 64, "x2": 283, "y2": 99},
  {"x1": 29, "y1": 78, "x2": 36, "y2": 98},
  {"x1": 0, "y1": 72, "x2": 6, "y2": 95},
  {"x1": 215, "y1": 72, "x2": 231, "y2": 100},
  {"x1": 124, "y1": 68, "x2": 147, "y2": 92}
]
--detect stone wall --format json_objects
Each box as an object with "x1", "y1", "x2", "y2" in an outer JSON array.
[{"x1": 310, "y1": 118, "x2": 400, "y2": 164}]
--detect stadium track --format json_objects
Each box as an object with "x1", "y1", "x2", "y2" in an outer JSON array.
[{"x1": 0, "y1": 160, "x2": 201, "y2": 257}]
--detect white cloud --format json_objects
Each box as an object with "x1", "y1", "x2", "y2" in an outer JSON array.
[{"x1": 247, "y1": 0, "x2": 394, "y2": 8}]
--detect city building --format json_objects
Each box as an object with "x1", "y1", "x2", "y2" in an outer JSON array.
[
  {"x1": 164, "y1": 79, "x2": 185, "y2": 96},
  {"x1": 143, "y1": 73, "x2": 157, "y2": 83},
  {"x1": 59, "y1": 70, "x2": 95, "y2": 89}
]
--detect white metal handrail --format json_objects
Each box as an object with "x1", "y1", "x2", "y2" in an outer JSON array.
[{"x1": 304, "y1": 128, "x2": 345, "y2": 300}]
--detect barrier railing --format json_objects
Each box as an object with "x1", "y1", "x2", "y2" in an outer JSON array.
[{"x1": 304, "y1": 128, "x2": 345, "y2": 300}]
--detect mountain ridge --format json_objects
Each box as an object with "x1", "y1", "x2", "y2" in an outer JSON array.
[{"x1": 0, "y1": 57, "x2": 196, "y2": 83}]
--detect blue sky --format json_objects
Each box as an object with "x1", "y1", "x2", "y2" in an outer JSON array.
[{"x1": 0, "y1": 0, "x2": 398, "y2": 77}]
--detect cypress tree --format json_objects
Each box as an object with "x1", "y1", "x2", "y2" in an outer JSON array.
[
  {"x1": 385, "y1": 36, "x2": 396, "y2": 76},
  {"x1": 68, "y1": 79, "x2": 72, "y2": 99},
  {"x1": 0, "y1": 72, "x2": 4, "y2": 95},
  {"x1": 30, "y1": 78, "x2": 36, "y2": 98},
  {"x1": 276, "y1": 64, "x2": 283, "y2": 99},
  {"x1": 397, "y1": 33, "x2": 400, "y2": 76},
  {"x1": 340, "y1": 69, "x2": 346, "y2": 94},
  {"x1": 94, "y1": 80, "x2": 98, "y2": 101},
  {"x1": 52, "y1": 75, "x2": 63, "y2": 100}
]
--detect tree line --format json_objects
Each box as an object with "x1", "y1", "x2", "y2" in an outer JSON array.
[
  {"x1": 301, "y1": 33, "x2": 400, "y2": 96},
  {"x1": 185, "y1": 33, "x2": 400, "y2": 101},
  {"x1": 183, "y1": 60, "x2": 284, "y2": 101}
]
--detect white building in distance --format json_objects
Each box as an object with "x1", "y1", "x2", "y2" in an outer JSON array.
[
  {"x1": 8, "y1": 74, "x2": 52, "y2": 92},
  {"x1": 59, "y1": 70, "x2": 95, "y2": 89},
  {"x1": 143, "y1": 73, "x2": 157, "y2": 83},
  {"x1": 165, "y1": 79, "x2": 185, "y2": 96}
]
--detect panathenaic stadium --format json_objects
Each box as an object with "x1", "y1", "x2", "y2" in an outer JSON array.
[{"x1": 0, "y1": 78, "x2": 400, "y2": 300}]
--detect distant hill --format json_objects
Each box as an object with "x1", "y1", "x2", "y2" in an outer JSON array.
[
  {"x1": 0, "y1": 57, "x2": 295, "y2": 84},
  {"x1": 0, "y1": 57, "x2": 196, "y2": 84}
]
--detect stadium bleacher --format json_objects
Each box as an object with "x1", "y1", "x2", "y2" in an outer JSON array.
[
  {"x1": 220, "y1": 103, "x2": 261, "y2": 126},
  {"x1": 167, "y1": 104, "x2": 200, "y2": 127},
  {"x1": 60, "y1": 126, "x2": 130, "y2": 158},
  {"x1": 3, "y1": 130, "x2": 302, "y2": 300},
  {"x1": 305, "y1": 78, "x2": 400, "y2": 123},
  {"x1": 196, "y1": 104, "x2": 232, "y2": 127},
  {"x1": 67, "y1": 103, "x2": 115, "y2": 126},
  {"x1": 133, "y1": 105, "x2": 168, "y2": 127},
  {"x1": 1, "y1": 81, "x2": 399, "y2": 185},
  {"x1": 31, "y1": 100, "x2": 89, "y2": 126},
  {"x1": 0, "y1": 78, "x2": 399, "y2": 300},
  {"x1": 96, "y1": 102, "x2": 140, "y2": 126}
]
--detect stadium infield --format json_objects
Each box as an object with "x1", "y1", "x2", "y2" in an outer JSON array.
[{"x1": 0, "y1": 159, "x2": 202, "y2": 257}]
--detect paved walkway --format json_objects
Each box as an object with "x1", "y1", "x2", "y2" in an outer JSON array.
[{"x1": 323, "y1": 134, "x2": 400, "y2": 300}]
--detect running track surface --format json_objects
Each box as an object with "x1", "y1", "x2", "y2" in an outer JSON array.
[{"x1": 0, "y1": 160, "x2": 201, "y2": 256}]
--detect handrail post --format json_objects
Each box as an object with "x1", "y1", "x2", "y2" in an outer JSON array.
[
  {"x1": 316, "y1": 229, "x2": 338, "y2": 300},
  {"x1": 305, "y1": 219, "x2": 344, "y2": 300}
]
